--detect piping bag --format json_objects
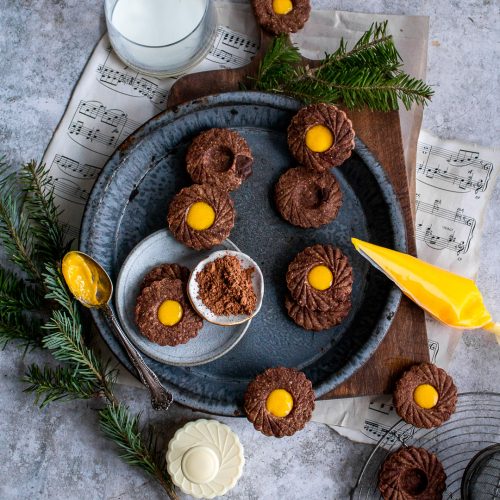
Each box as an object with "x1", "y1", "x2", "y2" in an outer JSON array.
[{"x1": 352, "y1": 238, "x2": 500, "y2": 344}]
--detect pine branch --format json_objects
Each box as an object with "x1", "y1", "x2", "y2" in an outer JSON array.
[
  {"x1": 19, "y1": 160, "x2": 68, "y2": 262},
  {"x1": 0, "y1": 266, "x2": 41, "y2": 317},
  {"x1": 0, "y1": 314, "x2": 44, "y2": 351},
  {"x1": 99, "y1": 403, "x2": 178, "y2": 500},
  {"x1": 252, "y1": 23, "x2": 433, "y2": 111},
  {"x1": 0, "y1": 163, "x2": 42, "y2": 282},
  {"x1": 23, "y1": 364, "x2": 99, "y2": 408}
]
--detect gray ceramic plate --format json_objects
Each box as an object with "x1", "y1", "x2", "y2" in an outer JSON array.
[
  {"x1": 115, "y1": 230, "x2": 252, "y2": 366},
  {"x1": 80, "y1": 92, "x2": 406, "y2": 416}
]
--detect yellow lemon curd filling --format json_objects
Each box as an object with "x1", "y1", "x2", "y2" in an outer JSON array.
[
  {"x1": 158, "y1": 300, "x2": 183, "y2": 326},
  {"x1": 307, "y1": 265, "x2": 333, "y2": 291},
  {"x1": 62, "y1": 252, "x2": 111, "y2": 306},
  {"x1": 305, "y1": 125, "x2": 334, "y2": 153},
  {"x1": 413, "y1": 384, "x2": 439, "y2": 409},
  {"x1": 186, "y1": 201, "x2": 216, "y2": 230},
  {"x1": 272, "y1": 0, "x2": 293, "y2": 15},
  {"x1": 266, "y1": 389, "x2": 294, "y2": 417}
]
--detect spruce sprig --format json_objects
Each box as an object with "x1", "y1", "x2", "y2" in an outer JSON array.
[
  {"x1": 0, "y1": 159, "x2": 177, "y2": 498},
  {"x1": 253, "y1": 21, "x2": 433, "y2": 111},
  {"x1": 99, "y1": 403, "x2": 178, "y2": 499}
]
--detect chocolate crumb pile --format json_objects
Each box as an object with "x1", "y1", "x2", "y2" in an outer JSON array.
[{"x1": 196, "y1": 255, "x2": 257, "y2": 316}]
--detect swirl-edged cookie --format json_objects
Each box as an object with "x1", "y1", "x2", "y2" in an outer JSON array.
[
  {"x1": 141, "y1": 263, "x2": 190, "y2": 291},
  {"x1": 135, "y1": 278, "x2": 203, "y2": 346},
  {"x1": 394, "y1": 363, "x2": 457, "y2": 429},
  {"x1": 285, "y1": 294, "x2": 351, "y2": 331},
  {"x1": 275, "y1": 166, "x2": 343, "y2": 228},
  {"x1": 251, "y1": 0, "x2": 311, "y2": 36},
  {"x1": 378, "y1": 447, "x2": 446, "y2": 500},
  {"x1": 167, "y1": 183, "x2": 235, "y2": 250},
  {"x1": 286, "y1": 244, "x2": 353, "y2": 312},
  {"x1": 186, "y1": 128, "x2": 253, "y2": 192},
  {"x1": 288, "y1": 104, "x2": 355, "y2": 172},
  {"x1": 244, "y1": 367, "x2": 315, "y2": 437}
]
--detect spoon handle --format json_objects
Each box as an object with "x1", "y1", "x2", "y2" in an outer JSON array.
[{"x1": 102, "y1": 305, "x2": 173, "y2": 411}]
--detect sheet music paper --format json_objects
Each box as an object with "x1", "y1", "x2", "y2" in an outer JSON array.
[{"x1": 313, "y1": 130, "x2": 498, "y2": 445}]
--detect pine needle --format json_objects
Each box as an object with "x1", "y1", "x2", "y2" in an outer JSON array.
[{"x1": 252, "y1": 22, "x2": 433, "y2": 111}]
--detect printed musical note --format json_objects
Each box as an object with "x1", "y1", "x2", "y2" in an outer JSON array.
[
  {"x1": 206, "y1": 27, "x2": 259, "y2": 68},
  {"x1": 96, "y1": 64, "x2": 169, "y2": 106},
  {"x1": 53, "y1": 178, "x2": 89, "y2": 206},
  {"x1": 428, "y1": 340, "x2": 439, "y2": 363},
  {"x1": 415, "y1": 197, "x2": 475, "y2": 255},
  {"x1": 52, "y1": 154, "x2": 101, "y2": 180},
  {"x1": 67, "y1": 100, "x2": 138, "y2": 155},
  {"x1": 417, "y1": 141, "x2": 492, "y2": 194}
]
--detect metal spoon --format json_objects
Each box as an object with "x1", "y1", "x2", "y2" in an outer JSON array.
[{"x1": 61, "y1": 251, "x2": 173, "y2": 411}]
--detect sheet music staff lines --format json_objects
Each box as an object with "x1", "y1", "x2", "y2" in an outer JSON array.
[
  {"x1": 417, "y1": 141, "x2": 493, "y2": 194},
  {"x1": 415, "y1": 197, "x2": 476, "y2": 255},
  {"x1": 52, "y1": 154, "x2": 101, "y2": 181},
  {"x1": 206, "y1": 27, "x2": 258, "y2": 67}
]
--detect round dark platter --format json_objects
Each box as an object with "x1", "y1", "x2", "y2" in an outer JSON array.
[{"x1": 80, "y1": 92, "x2": 406, "y2": 416}]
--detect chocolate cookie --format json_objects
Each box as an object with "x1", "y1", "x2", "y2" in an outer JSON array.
[
  {"x1": 288, "y1": 104, "x2": 355, "y2": 172},
  {"x1": 378, "y1": 447, "x2": 446, "y2": 500},
  {"x1": 251, "y1": 0, "x2": 311, "y2": 35},
  {"x1": 135, "y1": 278, "x2": 203, "y2": 346},
  {"x1": 244, "y1": 367, "x2": 315, "y2": 437},
  {"x1": 186, "y1": 128, "x2": 253, "y2": 192},
  {"x1": 394, "y1": 363, "x2": 457, "y2": 429},
  {"x1": 141, "y1": 263, "x2": 190, "y2": 291},
  {"x1": 285, "y1": 294, "x2": 351, "y2": 331},
  {"x1": 275, "y1": 166, "x2": 343, "y2": 228},
  {"x1": 167, "y1": 183, "x2": 235, "y2": 250},
  {"x1": 286, "y1": 244, "x2": 353, "y2": 312}
]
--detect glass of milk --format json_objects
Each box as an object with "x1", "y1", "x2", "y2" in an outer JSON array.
[{"x1": 105, "y1": 0, "x2": 217, "y2": 78}]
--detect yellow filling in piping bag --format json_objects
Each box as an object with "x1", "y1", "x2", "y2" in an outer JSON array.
[{"x1": 351, "y1": 238, "x2": 500, "y2": 344}]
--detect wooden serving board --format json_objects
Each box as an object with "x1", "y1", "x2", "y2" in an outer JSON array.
[{"x1": 167, "y1": 32, "x2": 429, "y2": 398}]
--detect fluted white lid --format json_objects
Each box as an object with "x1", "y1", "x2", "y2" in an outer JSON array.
[{"x1": 166, "y1": 419, "x2": 245, "y2": 499}]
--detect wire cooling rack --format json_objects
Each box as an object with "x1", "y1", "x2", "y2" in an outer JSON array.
[{"x1": 351, "y1": 393, "x2": 500, "y2": 499}]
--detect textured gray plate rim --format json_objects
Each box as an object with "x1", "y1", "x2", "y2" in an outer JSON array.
[
  {"x1": 115, "y1": 230, "x2": 252, "y2": 367},
  {"x1": 80, "y1": 91, "x2": 407, "y2": 415}
]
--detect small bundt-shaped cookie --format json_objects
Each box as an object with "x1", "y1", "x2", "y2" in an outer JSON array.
[
  {"x1": 275, "y1": 166, "x2": 343, "y2": 228},
  {"x1": 135, "y1": 278, "x2": 203, "y2": 346},
  {"x1": 251, "y1": 0, "x2": 311, "y2": 36},
  {"x1": 285, "y1": 294, "x2": 351, "y2": 331},
  {"x1": 286, "y1": 244, "x2": 353, "y2": 312},
  {"x1": 394, "y1": 363, "x2": 457, "y2": 429},
  {"x1": 167, "y1": 184, "x2": 235, "y2": 250},
  {"x1": 141, "y1": 263, "x2": 190, "y2": 291},
  {"x1": 186, "y1": 128, "x2": 253, "y2": 192},
  {"x1": 378, "y1": 447, "x2": 447, "y2": 500},
  {"x1": 244, "y1": 367, "x2": 315, "y2": 437},
  {"x1": 288, "y1": 104, "x2": 355, "y2": 172}
]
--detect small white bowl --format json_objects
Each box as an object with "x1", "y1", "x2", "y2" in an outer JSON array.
[{"x1": 188, "y1": 250, "x2": 264, "y2": 326}]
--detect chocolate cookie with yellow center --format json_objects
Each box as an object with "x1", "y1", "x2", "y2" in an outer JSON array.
[
  {"x1": 378, "y1": 447, "x2": 446, "y2": 500},
  {"x1": 186, "y1": 128, "x2": 253, "y2": 192},
  {"x1": 167, "y1": 184, "x2": 235, "y2": 250},
  {"x1": 285, "y1": 294, "x2": 351, "y2": 331},
  {"x1": 244, "y1": 367, "x2": 315, "y2": 437},
  {"x1": 135, "y1": 278, "x2": 203, "y2": 346},
  {"x1": 141, "y1": 263, "x2": 190, "y2": 291},
  {"x1": 288, "y1": 104, "x2": 355, "y2": 172},
  {"x1": 286, "y1": 244, "x2": 353, "y2": 312},
  {"x1": 394, "y1": 363, "x2": 457, "y2": 429},
  {"x1": 251, "y1": 0, "x2": 311, "y2": 36},
  {"x1": 275, "y1": 166, "x2": 343, "y2": 228}
]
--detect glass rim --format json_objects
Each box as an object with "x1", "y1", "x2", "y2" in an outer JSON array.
[{"x1": 105, "y1": 0, "x2": 210, "y2": 49}]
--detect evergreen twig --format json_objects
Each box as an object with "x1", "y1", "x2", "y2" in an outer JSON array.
[
  {"x1": 99, "y1": 403, "x2": 178, "y2": 499},
  {"x1": 252, "y1": 22, "x2": 433, "y2": 111}
]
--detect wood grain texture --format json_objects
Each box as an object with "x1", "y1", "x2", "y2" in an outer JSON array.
[{"x1": 167, "y1": 31, "x2": 429, "y2": 398}]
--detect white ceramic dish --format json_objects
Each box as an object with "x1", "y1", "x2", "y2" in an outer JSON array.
[
  {"x1": 115, "y1": 229, "x2": 252, "y2": 366},
  {"x1": 188, "y1": 250, "x2": 264, "y2": 326}
]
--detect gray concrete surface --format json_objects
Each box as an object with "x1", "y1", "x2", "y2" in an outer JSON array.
[{"x1": 0, "y1": 0, "x2": 499, "y2": 498}]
